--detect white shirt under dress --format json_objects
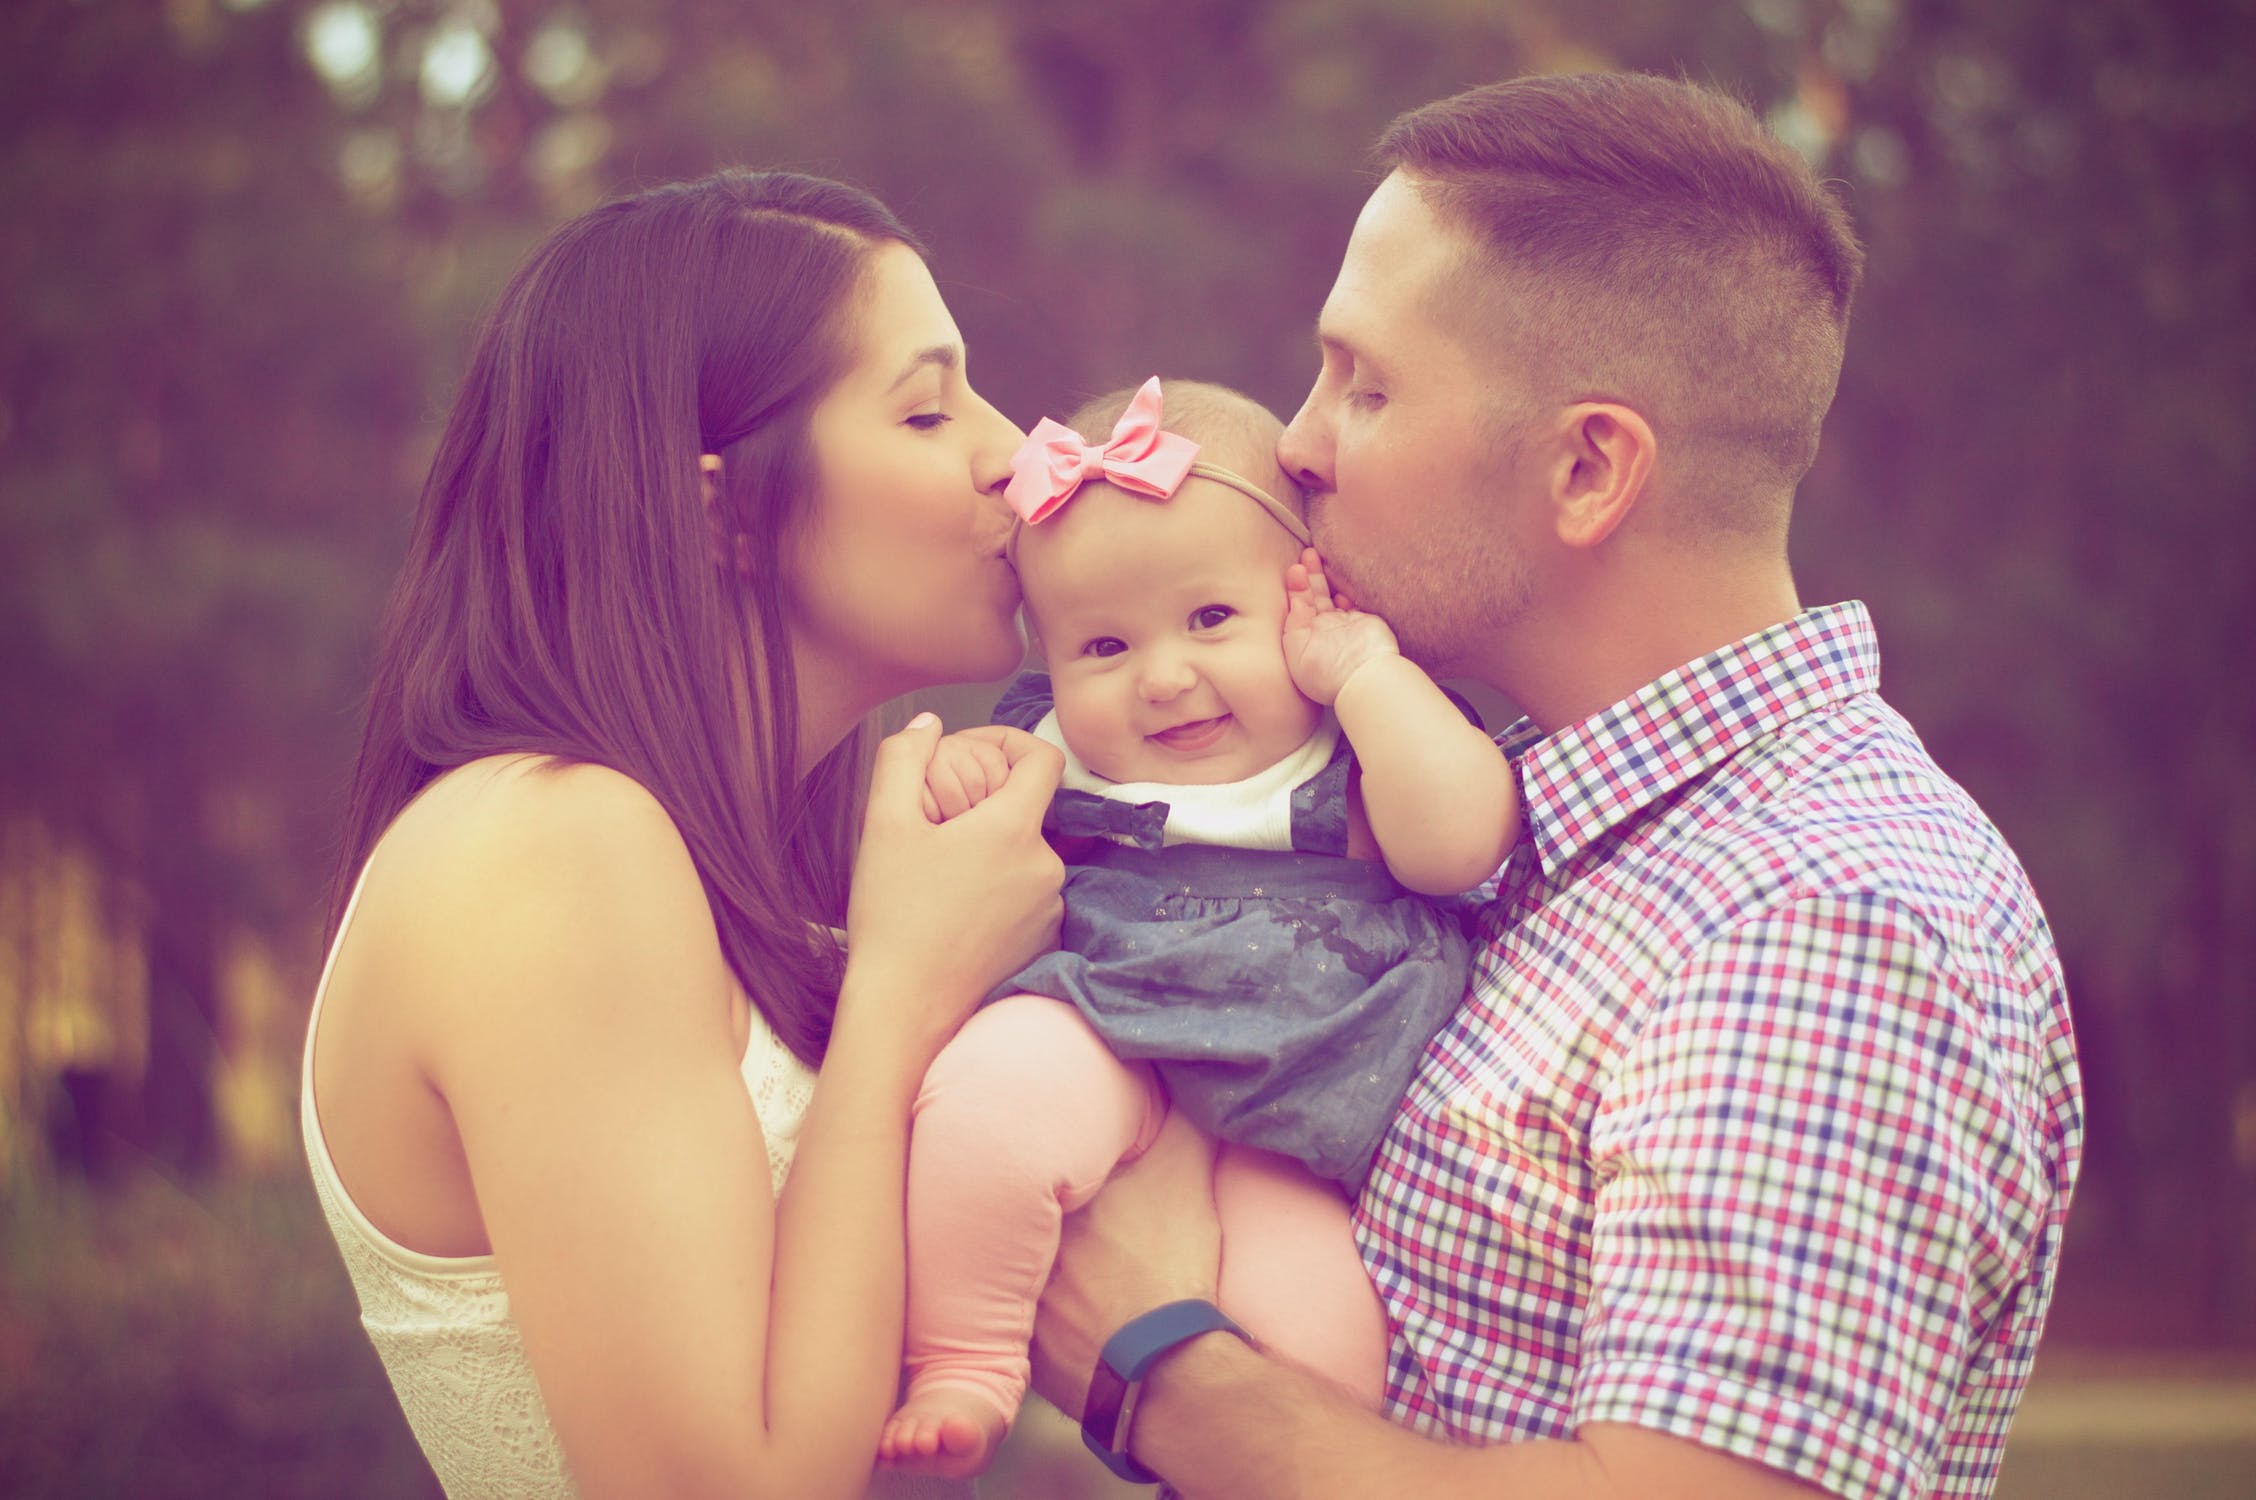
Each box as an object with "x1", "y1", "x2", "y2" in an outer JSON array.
[{"x1": 300, "y1": 870, "x2": 968, "y2": 1499}]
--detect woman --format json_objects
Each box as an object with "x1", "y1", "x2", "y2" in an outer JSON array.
[{"x1": 302, "y1": 170, "x2": 1064, "y2": 1499}]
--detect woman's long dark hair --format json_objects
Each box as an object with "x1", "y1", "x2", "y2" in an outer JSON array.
[{"x1": 332, "y1": 170, "x2": 922, "y2": 1066}]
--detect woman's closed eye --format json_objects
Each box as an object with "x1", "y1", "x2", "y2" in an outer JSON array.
[
  {"x1": 1190, "y1": 605, "x2": 1234, "y2": 630},
  {"x1": 905, "y1": 411, "x2": 953, "y2": 431}
]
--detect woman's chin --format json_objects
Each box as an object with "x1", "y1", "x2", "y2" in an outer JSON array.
[{"x1": 961, "y1": 620, "x2": 1033, "y2": 684}]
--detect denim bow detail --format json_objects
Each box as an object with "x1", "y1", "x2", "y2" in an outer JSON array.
[{"x1": 1044, "y1": 788, "x2": 1171, "y2": 851}]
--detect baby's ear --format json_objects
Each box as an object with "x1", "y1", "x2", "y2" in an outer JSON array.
[{"x1": 1020, "y1": 613, "x2": 1047, "y2": 664}]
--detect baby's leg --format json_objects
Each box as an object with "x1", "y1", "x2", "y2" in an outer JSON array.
[
  {"x1": 884, "y1": 995, "x2": 1167, "y2": 1478},
  {"x1": 1214, "y1": 1144, "x2": 1388, "y2": 1410}
]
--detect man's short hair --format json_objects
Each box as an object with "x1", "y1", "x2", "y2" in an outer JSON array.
[{"x1": 1378, "y1": 72, "x2": 1865, "y2": 537}]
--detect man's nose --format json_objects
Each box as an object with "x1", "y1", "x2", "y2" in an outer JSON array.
[{"x1": 1278, "y1": 395, "x2": 1332, "y2": 492}]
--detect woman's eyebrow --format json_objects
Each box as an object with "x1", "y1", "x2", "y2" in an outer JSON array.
[{"x1": 887, "y1": 344, "x2": 959, "y2": 392}]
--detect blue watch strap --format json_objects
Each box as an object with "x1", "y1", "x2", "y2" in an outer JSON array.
[
  {"x1": 1101, "y1": 1298, "x2": 1245, "y2": 1381},
  {"x1": 1081, "y1": 1299, "x2": 1247, "y2": 1483}
]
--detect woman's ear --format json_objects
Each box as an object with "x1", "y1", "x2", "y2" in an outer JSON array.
[
  {"x1": 1548, "y1": 402, "x2": 1654, "y2": 549},
  {"x1": 700, "y1": 453, "x2": 750, "y2": 575}
]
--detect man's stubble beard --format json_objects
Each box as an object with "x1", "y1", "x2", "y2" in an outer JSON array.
[{"x1": 1308, "y1": 495, "x2": 1535, "y2": 680}]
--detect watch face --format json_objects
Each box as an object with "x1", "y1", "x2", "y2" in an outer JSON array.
[
  {"x1": 1082, "y1": 1300, "x2": 1245, "y2": 1485},
  {"x1": 1080, "y1": 1359, "x2": 1158, "y2": 1482}
]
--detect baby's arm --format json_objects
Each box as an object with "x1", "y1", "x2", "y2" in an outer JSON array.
[
  {"x1": 1282, "y1": 549, "x2": 1520, "y2": 895},
  {"x1": 922, "y1": 725, "x2": 1048, "y2": 823}
]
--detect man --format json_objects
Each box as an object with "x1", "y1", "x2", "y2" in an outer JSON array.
[{"x1": 1033, "y1": 71, "x2": 2082, "y2": 1499}]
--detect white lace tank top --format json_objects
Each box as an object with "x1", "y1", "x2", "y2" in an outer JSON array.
[{"x1": 301, "y1": 869, "x2": 967, "y2": 1499}]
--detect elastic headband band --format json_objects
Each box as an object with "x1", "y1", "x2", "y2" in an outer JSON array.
[{"x1": 1185, "y1": 460, "x2": 1312, "y2": 546}]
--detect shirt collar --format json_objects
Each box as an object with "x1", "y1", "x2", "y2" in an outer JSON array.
[{"x1": 1503, "y1": 600, "x2": 1880, "y2": 879}]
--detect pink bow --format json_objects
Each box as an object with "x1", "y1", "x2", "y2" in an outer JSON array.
[{"x1": 1004, "y1": 376, "x2": 1201, "y2": 525}]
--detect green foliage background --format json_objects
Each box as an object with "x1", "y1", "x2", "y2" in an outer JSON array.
[{"x1": 2, "y1": 0, "x2": 2253, "y2": 1491}]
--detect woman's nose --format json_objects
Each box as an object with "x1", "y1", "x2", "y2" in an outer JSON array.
[{"x1": 972, "y1": 391, "x2": 1027, "y2": 500}]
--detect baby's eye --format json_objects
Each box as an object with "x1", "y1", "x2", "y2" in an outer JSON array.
[
  {"x1": 1082, "y1": 637, "x2": 1127, "y2": 659},
  {"x1": 1190, "y1": 605, "x2": 1235, "y2": 631}
]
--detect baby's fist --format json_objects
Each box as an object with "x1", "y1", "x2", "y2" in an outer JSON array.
[{"x1": 923, "y1": 730, "x2": 1013, "y2": 822}]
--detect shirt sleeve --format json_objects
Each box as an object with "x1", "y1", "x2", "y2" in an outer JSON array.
[{"x1": 1575, "y1": 890, "x2": 2054, "y2": 1500}]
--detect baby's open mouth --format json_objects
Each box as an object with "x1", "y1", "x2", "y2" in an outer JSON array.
[{"x1": 1149, "y1": 715, "x2": 1231, "y2": 750}]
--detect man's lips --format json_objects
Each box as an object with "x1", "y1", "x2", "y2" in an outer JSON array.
[{"x1": 1148, "y1": 714, "x2": 1232, "y2": 751}]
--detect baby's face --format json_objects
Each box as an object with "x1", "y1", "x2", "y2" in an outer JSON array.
[{"x1": 1022, "y1": 479, "x2": 1320, "y2": 786}]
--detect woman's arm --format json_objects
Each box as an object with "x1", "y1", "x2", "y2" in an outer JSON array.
[
  {"x1": 415, "y1": 722, "x2": 1060, "y2": 1500},
  {"x1": 1282, "y1": 550, "x2": 1519, "y2": 894}
]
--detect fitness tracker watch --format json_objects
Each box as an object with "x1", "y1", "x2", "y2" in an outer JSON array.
[{"x1": 1079, "y1": 1298, "x2": 1248, "y2": 1483}]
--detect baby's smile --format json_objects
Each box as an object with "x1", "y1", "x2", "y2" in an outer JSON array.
[{"x1": 1147, "y1": 714, "x2": 1233, "y2": 751}]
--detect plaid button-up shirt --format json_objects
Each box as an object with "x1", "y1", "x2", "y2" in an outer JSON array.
[{"x1": 1355, "y1": 601, "x2": 2082, "y2": 1500}]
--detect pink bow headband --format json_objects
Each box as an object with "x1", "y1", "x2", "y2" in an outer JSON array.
[{"x1": 1002, "y1": 377, "x2": 1311, "y2": 546}]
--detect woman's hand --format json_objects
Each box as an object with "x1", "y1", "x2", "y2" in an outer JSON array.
[
  {"x1": 845, "y1": 713, "x2": 1064, "y2": 1047},
  {"x1": 1032, "y1": 1113, "x2": 1223, "y2": 1419},
  {"x1": 1282, "y1": 547, "x2": 1401, "y2": 705}
]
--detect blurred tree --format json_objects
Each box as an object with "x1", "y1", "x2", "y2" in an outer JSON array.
[
  {"x1": 0, "y1": 0, "x2": 2248, "y2": 1338},
  {"x1": 1, "y1": 0, "x2": 422, "y2": 1173},
  {"x1": 1786, "y1": 0, "x2": 2256, "y2": 1338}
]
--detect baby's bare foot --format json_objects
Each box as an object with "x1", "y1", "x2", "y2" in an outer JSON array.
[{"x1": 877, "y1": 1387, "x2": 1009, "y2": 1479}]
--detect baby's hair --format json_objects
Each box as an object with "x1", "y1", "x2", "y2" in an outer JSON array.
[{"x1": 1064, "y1": 380, "x2": 1308, "y2": 526}]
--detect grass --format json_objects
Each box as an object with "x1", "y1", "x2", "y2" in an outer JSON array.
[
  {"x1": 1, "y1": 1167, "x2": 2249, "y2": 1499},
  {"x1": 0, "y1": 1166, "x2": 1131, "y2": 1499},
  {"x1": 0, "y1": 1168, "x2": 441, "y2": 1499}
]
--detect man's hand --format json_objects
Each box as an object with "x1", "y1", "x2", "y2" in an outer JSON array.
[
  {"x1": 1031, "y1": 1112, "x2": 1223, "y2": 1419},
  {"x1": 1282, "y1": 547, "x2": 1402, "y2": 705},
  {"x1": 920, "y1": 723, "x2": 1049, "y2": 824}
]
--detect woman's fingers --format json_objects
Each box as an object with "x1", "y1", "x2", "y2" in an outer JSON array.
[
  {"x1": 867, "y1": 712, "x2": 944, "y2": 824},
  {"x1": 848, "y1": 711, "x2": 1065, "y2": 1024}
]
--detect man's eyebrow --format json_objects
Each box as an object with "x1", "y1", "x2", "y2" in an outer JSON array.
[
  {"x1": 1316, "y1": 328, "x2": 1380, "y2": 378},
  {"x1": 887, "y1": 344, "x2": 960, "y2": 393}
]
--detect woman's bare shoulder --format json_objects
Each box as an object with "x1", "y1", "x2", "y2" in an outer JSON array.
[
  {"x1": 363, "y1": 756, "x2": 725, "y2": 1007},
  {"x1": 382, "y1": 756, "x2": 694, "y2": 892}
]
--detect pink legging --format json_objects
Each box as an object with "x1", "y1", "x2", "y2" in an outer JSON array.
[{"x1": 902, "y1": 994, "x2": 1387, "y2": 1424}]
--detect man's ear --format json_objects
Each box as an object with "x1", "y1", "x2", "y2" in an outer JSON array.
[
  {"x1": 698, "y1": 452, "x2": 724, "y2": 509},
  {"x1": 1543, "y1": 402, "x2": 1654, "y2": 549}
]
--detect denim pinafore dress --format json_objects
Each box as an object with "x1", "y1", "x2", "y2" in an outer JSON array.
[{"x1": 987, "y1": 675, "x2": 1474, "y2": 1190}]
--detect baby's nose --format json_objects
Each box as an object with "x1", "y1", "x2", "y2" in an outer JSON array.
[{"x1": 1137, "y1": 656, "x2": 1196, "y2": 701}]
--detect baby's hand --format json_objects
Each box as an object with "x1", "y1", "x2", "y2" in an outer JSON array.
[
  {"x1": 1282, "y1": 547, "x2": 1400, "y2": 704},
  {"x1": 922, "y1": 724, "x2": 1047, "y2": 823}
]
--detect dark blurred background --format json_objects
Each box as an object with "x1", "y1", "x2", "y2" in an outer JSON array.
[{"x1": 2, "y1": 1, "x2": 2251, "y2": 1495}]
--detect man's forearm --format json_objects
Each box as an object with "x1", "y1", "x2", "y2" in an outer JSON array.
[
  {"x1": 1130, "y1": 1334, "x2": 1834, "y2": 1500},
  {"x1": 1128, "y1": 1332, "x2": 1594, "y2": 1499}
]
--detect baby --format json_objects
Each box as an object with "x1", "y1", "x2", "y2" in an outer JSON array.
[{"x1": 879, "y1": 378, "x2": 1521, "y2": 1477}]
